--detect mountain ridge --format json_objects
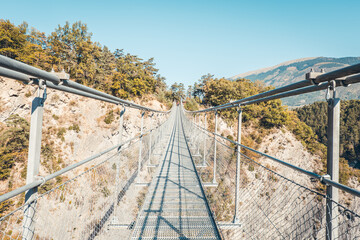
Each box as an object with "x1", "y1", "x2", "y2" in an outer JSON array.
[
  {"x1": 230, "y1": 56, "x2": 360, "y2": 106},
  {"x1": 231, "y1": 57, "x2": 318, "y2": 79}
]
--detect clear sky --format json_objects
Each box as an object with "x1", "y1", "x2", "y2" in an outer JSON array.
[{"x1": 1, "y1": 0, "x2": 359, "y2": 87}]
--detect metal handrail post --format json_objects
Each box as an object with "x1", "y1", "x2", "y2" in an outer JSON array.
[
  {"x1": 233, "y1": 107, "x2": 242, "y2": 223},
  {"x1": 326, "y1": 85, "x2": 340, "y2": 240},
  {"x1": 112, "y1": 105, "x2": 125, "y2": 223},
  {"x1": 138, "y1": 111, "x2": 145, "y2": 172},
  {"x1": 148, "y1": 114, "x2": 153, "y2": 164},
  {"x1": 196, "y1": 113, "x2": 200, "y2": 155},
  {"x1": 213, "y1": 111, "x2": 218, "y2": 184},
  {"x1": 203, "y1": 113, "x2": 207, "y2": 166},
  {"x1": 23, "y1": 86, "x2": 46, "y2": 240}
]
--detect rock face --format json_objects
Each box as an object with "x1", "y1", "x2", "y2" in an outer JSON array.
[
  {"x1": 230, "y1": 57, "x2": 360, "y2": 106},
  {"x1": 0, "y1": 76, "x2": 168, "y2": 192},
  {"x1": 0, "y1": 76, "x2": 170, "y2": 239}
]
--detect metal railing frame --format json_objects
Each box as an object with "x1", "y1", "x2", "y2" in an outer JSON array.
[
  {"x1": 0, "y1": 55, "x2": 170, "y2": 113},
  {"x1": 0, "y1": 54, "x2": 172, "y2": 239},
  {"x1": 184, "y1": 63, "x2": 360, "y2": 240},
  {"x1": 0, "y1": 109, "x2": 171, "y2": 204},
  {"x1": 190, "y1": 120, "x2": 360, "y2": 198}
]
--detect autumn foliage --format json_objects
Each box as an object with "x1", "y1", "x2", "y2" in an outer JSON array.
[{"x1": 0, "y1": 19, "x2": 166, "y2": 99}]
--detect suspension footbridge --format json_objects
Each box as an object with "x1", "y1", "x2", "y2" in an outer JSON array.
[
  {"x1": 131, "y1": 108, "x2": 221, "y2": 239},
  {"x1": 0, "y1": 55, "x2": 360, "y2": 239}
]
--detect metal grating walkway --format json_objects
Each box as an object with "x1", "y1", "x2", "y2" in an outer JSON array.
[{"x1": 131, "y1": 108, "x2": 221, "y2": 239}]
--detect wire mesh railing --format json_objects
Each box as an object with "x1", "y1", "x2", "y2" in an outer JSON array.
[
  {"x1": 182, "y1": 108, "x2": 360, "y2": 240},
  {"x1": 0, "y1": 110, "x2": 175, "y2": 239},
  {"x1": 0, "y1": 54, "x2": 175, "y2": 239}
]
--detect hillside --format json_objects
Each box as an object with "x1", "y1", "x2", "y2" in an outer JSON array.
[
  {"x1": 188, "y1": 75, "x2": 360, "y2": 187},
  {"x1": 230, "y1": 57, "x2": 360, "y2": 106},
  {"x1": 296, "y1": 100, "x2": 360, "y2": 169},
  {"x1": 0, "y1": 76, "x2": 168, "y2": 219}
]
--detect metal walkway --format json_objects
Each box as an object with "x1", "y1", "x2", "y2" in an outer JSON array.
[{"x1": 131, "y1": 107, "x2": 221, "y2": 239}]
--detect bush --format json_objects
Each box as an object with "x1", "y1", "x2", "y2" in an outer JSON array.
[
  {"x1": 0, "y1": 114, "x2": 29, "y2": 180},
  {"x1": 104, "y1": 110, "x2": 115, "y2": 124},
  {"x1": 68, "y1": 123, "x2": 80, "y2": 133},
  {"x1": 0, "y1": 200, "x2": 13, "y2": 217},
  {"x1": 57, "y1": 127, "x2": 67, "y2": 141},
  {"x1": 184, "y1": 98, "x2": 199, "y2": 111}
]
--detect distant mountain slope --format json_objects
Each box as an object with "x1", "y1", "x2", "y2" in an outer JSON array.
[{"x1": 230, "y1": 57, "x2": 360, "y2": 106}]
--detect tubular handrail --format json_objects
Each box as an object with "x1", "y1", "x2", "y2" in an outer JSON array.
[
  {"x1": 187, "y1": 64, "x2": 360, "y2": 113},
  {"x1": 0, "y1": 55, "x2": 169, "y2": 113},
  {"x1": 0, "y1": 55, "x2": 61, "y2": 84},
  {"x1": 0, "y1": 113, "x2": 172, "y2": 204},
  {"x1": 188, "y1": 115, "x2": 360, "y2": 198}
]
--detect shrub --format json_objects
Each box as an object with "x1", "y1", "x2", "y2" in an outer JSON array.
[
  {"x1": 104, "y1": 110, "x2": 115, "y2": 124},
  {"x1": 57, "y1": 127, "x2": 67, "y2": 141},
  {"x1": 25, "y1": 91, "x2": 32, "y2": 97},
  {"x1": 184, "y1": 98, "x2": 199, "y2": 111},
  {"x1": 68, "y1": 123, "x2": 80, "y2": 133},
  {"x1": 0, "y1": 200, "x2": 13, "y2": 217},
  {"x1": 0, "y1": 114, "x2": 29, "y2": 180},
  {"x1": 69, "y1": 100, "x2": 77, "y2": 106}
]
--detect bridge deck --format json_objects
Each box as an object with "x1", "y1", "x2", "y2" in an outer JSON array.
[{"x1": 131, "y1": 108, "x2": 221, "y2": 239}]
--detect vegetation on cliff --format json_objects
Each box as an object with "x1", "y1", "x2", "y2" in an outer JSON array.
[
  {"x1": 296, "y1": 100, "x2": 360, "y2": 169},
  {"x1": 0, "y1": 114, "x2": 29, "y2": 181},
  {"x1": 190, "y1": 74, "x2": 322, "y2": 153},
  {"x1": 187, "y1": 75, "x2": 360, "y2": 185},
  {"x1": 0, "y1": 19, "x2": 167, "y2": 100}
]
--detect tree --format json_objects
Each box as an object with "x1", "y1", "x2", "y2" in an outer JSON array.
[
  {"x1": 47, "y1": 21, "x2": 100, "y2": 85},
  {"x1": 109, "y1": 49, "x2": 164, "y2": 99},
  {"x1": 0, "y1": 20, "x2": 27, "y2": 60},
  {"x1": 170, "y1": 82, "x2": 185, "y2": 101},
  {"x1": 0, "y1": 19, "x2": 165, "y2": 100},
  {"x1": 187, "y1": 85, "x2": 193, "y2": 99},
  {"x1": 193, "y1": 73, "x2": 214, "y2": 101},
  {"x1": 296, "y1": 100, "x2": 360, "y2": 166}
]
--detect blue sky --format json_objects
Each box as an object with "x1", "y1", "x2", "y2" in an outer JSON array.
[{"x1": 1, "y1": 0, "x2": 359, "y2": 87}]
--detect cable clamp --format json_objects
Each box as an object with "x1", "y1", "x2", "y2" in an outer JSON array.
[
  {"x1": 325, "y1": 80, "x2": 337, "y2": 102},
  {"x1": 325, "y1": 86, "x2": 330, "y2": 101},
  {"x1": 339, "y1": 79, "x2": 350, "y2": 87},
  {"x1": 320, "y1": 174, "x2": 330, "y2": 185},
  {"x1": 39, "y1": 79, "x2": 46, "y2": 89},
  {"x1": 35, "y1": 175, "x2": 46, "y2": 186},
  {"x1": 236, "y1": 104, "x2": 243, "y2": 113},
  {"x1": 305, "y1": 68, "x2": 322, "y2": 85}
]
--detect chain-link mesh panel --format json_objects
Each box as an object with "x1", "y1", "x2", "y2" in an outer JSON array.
[
  {"x1": 0, "y1": 143, "x2": 137, "y2": 239},
  {"x1": 182, "y1": 110, "x2": 360, "y2": 240},
  {"x1": 0, "y1": 109, "x2": 174, "y2": 240}
]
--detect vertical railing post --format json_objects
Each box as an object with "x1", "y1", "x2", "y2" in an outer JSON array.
[
  {"x1": 138, "y1": 111, "x2": 145, "y2": 172},
  {"x1": 234, "y1": 106, "x2": 242, "y2": 223},
  {"x1": 202, "y1": 113, "x2": 207, "y2": 166},
  {"x1": 326, "y1": 81, "x2": 339, "y2": 240},
  {"x1": 112, "y1": 105, "x2": 125, "y2": 224},
  {"x1": 213, "y1": 111, "x2": 218, "y2": 184},
  {"x1": 196, "y1": 114, "x2": 200, "y2": 155},
  {"x1": 160, "y1": 114, "x2": 163, "y2": 142},
  {"x1": 23, "y1": 85, "x2": 46, "y2": 240},
  {"x1": 148, "y1": 113, "x2": 153, "y2": 164},
  {"x1": 156, "y1": 113, "x2": 160, "y2": 144}
]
